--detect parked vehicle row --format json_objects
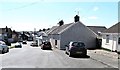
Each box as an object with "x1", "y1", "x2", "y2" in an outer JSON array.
[
  {"x1": 0, "y1": 41, "x2": 9, "y2": 54},
  {"x1": 30, "y1": 42, "x2": 38, "y2": 47},
  {"x1": 0, "y1": 40, "x2": 27, "y2": 54}
]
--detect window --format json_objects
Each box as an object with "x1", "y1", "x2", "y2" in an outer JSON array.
[
  {"x1": 106, "y1": 35, "x2": 109, "y2": 43},
  {"x1": 72, "y1": 42, "x2": 85, "y2": 47},
  {"x1": 118, "y1": 37, "x2": 120, "y2": 44},
  {"x1": 55, "y1": 40, "x2": 57, "y2": 45}
]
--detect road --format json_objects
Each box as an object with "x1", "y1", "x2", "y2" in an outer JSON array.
[{"x1": 0, "y1": 42, "x2": 118, "y2": 68}]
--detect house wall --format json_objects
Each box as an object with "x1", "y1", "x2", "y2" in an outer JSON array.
[
  {"x1": 60, "y1": 22, "x2": 97, "y2": 50},
  {"x1": 49, "y1": 34, "x2": 61, "y2": 49},
  {"x1": 102, "y1": 33, "x2": 118, "y2": 51}
]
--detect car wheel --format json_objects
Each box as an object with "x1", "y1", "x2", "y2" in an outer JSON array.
[
  {"x1": 2, "y1": 49, "x2": 4, "y2": 54},
  {"x1": 6, "y1": 48, "x2": 9, "y2": 52},
  {"x1": 69, "y1": 52, "x2": 72, "y2": 57}
]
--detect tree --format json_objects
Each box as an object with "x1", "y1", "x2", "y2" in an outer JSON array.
[
  {"x1": 39, "y1": 29, "x2": 42, "y2": 32},
  {"x1": 13, "y1": 30, "x2": 16, "y2": 33}
]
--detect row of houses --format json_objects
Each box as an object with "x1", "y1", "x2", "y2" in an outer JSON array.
[
  {"x1": 40, "y1": 15, "x2": 120, "y2": 52},
  {"x1": 0, "y1": 27, "x2": 18, "y2": 43},
  {"x1": 0, "y1": 27, "x2": 34, "y2": 45}
]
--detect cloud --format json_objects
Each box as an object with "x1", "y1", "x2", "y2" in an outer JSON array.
[
  {"x1": 93, "y1": 6, "x2": 99, "y2": 11},
  {"x1": 88, "y1": 16, "x2": 98, "y2": 19}
]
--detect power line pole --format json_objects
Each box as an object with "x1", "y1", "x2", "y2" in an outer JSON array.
[{"x1": 34, "y1": 28, "x2": 36, "y2": 43}]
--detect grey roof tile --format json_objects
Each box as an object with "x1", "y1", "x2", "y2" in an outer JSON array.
[
  {"x1": 87, "y1": 26, "x2": 107, "y2": 35},
  {"x1": 103, "y1": 22, "x2": 120, "y2": 33}
]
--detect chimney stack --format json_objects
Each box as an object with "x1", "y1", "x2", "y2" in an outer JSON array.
[
  {"x1": 58, "y1": 20, "x2": 64, "y2": 26},
  {"x1": 74, "y1": 15, "x2": 80, "y2": 22}
]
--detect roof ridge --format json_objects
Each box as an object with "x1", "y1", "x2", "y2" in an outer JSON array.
[{"x1": 58, "y1": 23, "x2": 74, "y2": 34}]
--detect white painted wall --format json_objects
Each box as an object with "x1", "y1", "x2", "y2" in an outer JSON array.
[
  {"x1": 102, "y1": 33, "x2": 118, "y2": 51},
  {"x1": 49, "y1": 35, "x2": 61, "y2": 49}
]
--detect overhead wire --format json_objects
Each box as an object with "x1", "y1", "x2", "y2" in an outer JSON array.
[{"x1": 4, "y1": 2, "x2": 39, "y2": 12}]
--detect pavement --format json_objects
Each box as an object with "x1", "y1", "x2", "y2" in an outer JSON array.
[
  {"x1": 87, "y1": 49, "x2": 118, "y2": 68},
  {"x1": 53, "y1": 48, "x2": 118, "y2": 68},
  {"x1": 88, "y1": 49, "x2": 118, "y2": 59}
]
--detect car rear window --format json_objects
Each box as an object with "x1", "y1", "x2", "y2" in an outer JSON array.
[
  {"x1": 44, "y1": 42, "x2": 51, "y2": 45},
  {"x1": 72, "y1": 42, "x2": 85, "y2": 47}
]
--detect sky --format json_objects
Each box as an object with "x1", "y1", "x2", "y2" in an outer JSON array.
[{"x1": 0, "y1": 0, "x2": 119, "y2": 31}]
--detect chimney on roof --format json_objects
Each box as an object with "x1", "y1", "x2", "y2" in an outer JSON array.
[
  {"x1": 58, "y1": 20, "x2": 64, "y2": 26},
  {"x1": 74, "y1": 15, "x2": 80, "y2": 22}
]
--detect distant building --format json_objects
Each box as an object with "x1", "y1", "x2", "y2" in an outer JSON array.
[{"x1": 0, "y1": 28, "x2": 12, "y2": 40}]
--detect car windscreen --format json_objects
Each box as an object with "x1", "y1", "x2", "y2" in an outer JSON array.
[
  {"x1": 44, "y1": 42, "x2": 51, "y2": 45},
  {"x1": 72, "y1": 42, "x2": 85, "y2": 47}
]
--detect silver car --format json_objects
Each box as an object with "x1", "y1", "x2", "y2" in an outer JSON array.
[{"x1": 0, "y1": 41, "x2": 9, "y2": 54}]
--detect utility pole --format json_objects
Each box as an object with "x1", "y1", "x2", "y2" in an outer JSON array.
[{"x1": 34, "y1": 28, "x2": 36, "y2": 43}]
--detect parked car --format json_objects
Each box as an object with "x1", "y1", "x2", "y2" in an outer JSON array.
[
  {"x1": 27, "y1": 37, "x2": 33, "y2": 41},
  {"x1": 0, "y1": 41, "x2": 9, "y2": 54},
  {"x1": 41, "y1": 41, "x2": 52, "y2": 50},
  {"x1": 15, "y1": 42, "x2": 22, "y2": 48},
  {"x1": 30, "y1": 42, "x2": 38, "y2": 47},
  {"x1": 22, "y1": 41, "x2": 27, "y2": 44},
  {"x1": 65, "y1": 41, "x2": 87, "y2": 57},
  {"x1": 18, "y1": 39, "x2": 23, "y2": 42}
]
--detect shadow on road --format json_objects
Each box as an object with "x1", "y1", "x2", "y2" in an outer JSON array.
[{"x1": 70, "y1": 55, "x2": 90, "y2": 58}]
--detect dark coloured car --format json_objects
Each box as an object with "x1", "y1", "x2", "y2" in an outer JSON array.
[
  {"x1": 65, "y1": 41, "x2": 87, "y2": 57},
  {"x1": 22, "y1": 41, "x2": 27, "y2": 44},
  {"x1": 41, "y1": 41, "x2": 52, "y2": 50},
  {"x1": 30, "y1": 42, "x2": 38, "y2": 47}
]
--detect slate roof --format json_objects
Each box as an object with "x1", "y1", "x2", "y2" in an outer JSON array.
[
  {"x1": 47, "y1": 23, "x2": 73, "y2": 35},
  {"x1": 46, "y1": 26, "x2": 58, "y2": 34},
  {"x1": 103, "y1": 22, "x2": 120, "y2": 33},
  {"x1": 48, "y1": 22, "x2": 107, "y2": 35},
  {"x1": 87, "y1": 26, "x2": 107, "y2": 35}
]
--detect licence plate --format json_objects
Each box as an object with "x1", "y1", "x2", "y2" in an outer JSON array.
[{"x1": 76, "y1": 52, "x2": 82, "y2": 54}]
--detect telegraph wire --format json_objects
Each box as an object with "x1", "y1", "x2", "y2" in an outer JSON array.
[{"x1": 4, "y1": 2, "x2": 39, "y2": 12}]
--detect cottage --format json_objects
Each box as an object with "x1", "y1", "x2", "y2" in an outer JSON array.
[
  {"x1": 47, "y1": 15, "x2": 106, "y2": 50},
  {"x1": 102, "y1": 22, "x2": 120, "y2": 52}
]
